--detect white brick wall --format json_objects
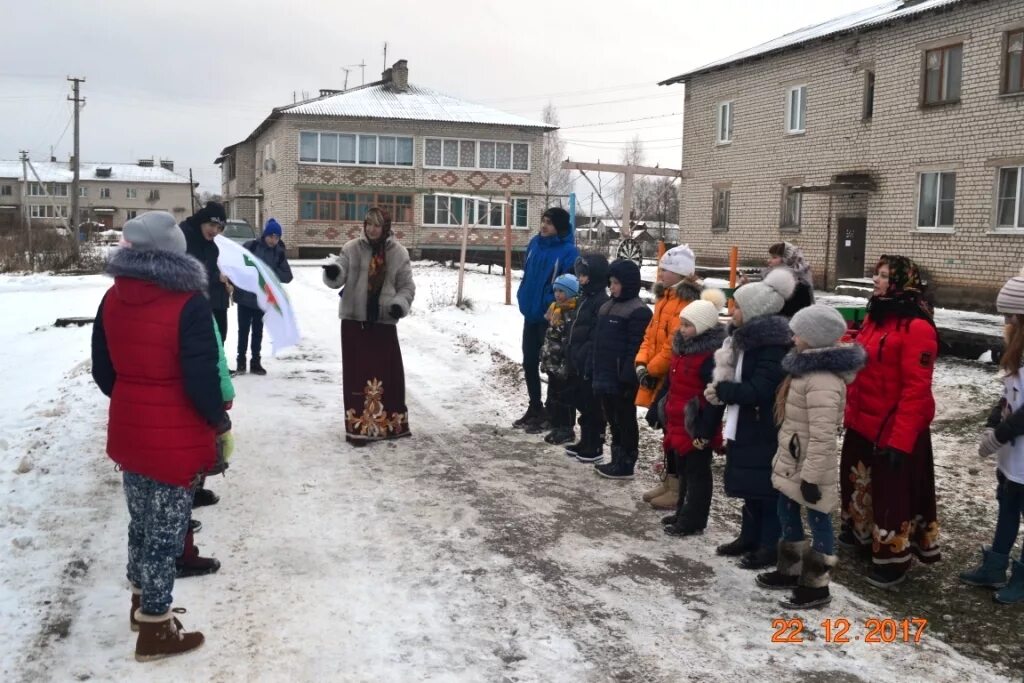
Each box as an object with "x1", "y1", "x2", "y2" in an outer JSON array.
[{"x1": 678, "y1": 0, "x2": 1024, "y2": 307}]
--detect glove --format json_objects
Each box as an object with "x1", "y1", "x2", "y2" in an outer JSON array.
[
  {"x1": 389, "y1": 304, "x2": 405, "y2": 320},
  {"x1": 883, "y1": 447, "x2": 907, "y2": 470},
  {"x1": 800, "y1": 480, "x2": 822, "y2": 504},
  {"x1": 978, "y1": 428, "x2": 1003, "y2": 457},
  {"x1": 322, "y1": 264, "x2": 341, "y2": 280},
  {"x1": 635, "y1": 365, "x2": 648, "y2": 384},
  {"x1": 692, "y1": 437, "x2": 710, "y2": 450},
  {"x1": 645, "y1": 406, "x2": 662, "y2": 430},
  {"x1": 207, "y1": 430, "x2": 234, "y2": 476},
  {"x1": 223, "y1": 400, "x2": 233, "y2": 411},
  {"x1": 215, "y1": 413, "x2": 232, "y2": 435}
]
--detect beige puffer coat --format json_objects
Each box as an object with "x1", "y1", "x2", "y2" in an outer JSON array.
[
  {"x1": 771, "y1": 344, "x2": 866, "y2": 513},
  {"x1": 322, "y1": 235, "x2": 415, "y2": 324}
]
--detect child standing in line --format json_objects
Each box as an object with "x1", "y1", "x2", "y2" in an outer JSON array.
[
  {"x1": 755, "y1": 305, "x2": 865, "y2": 609},
  {"x1": 591, "y1": 260, "x2": 652, "y2": 479},
  {"x1": 565, "y1": 254, "x2": 611, "y2": 463},
  {"x1": 234, "y1": 218, "x2": 294, "y2": 375},
  {"x1": 539, "y1": 274, "x2": 580, "y2": 445},
  {"x1": 961, "y1": 270, "x2": 1024, "y2": 604}
]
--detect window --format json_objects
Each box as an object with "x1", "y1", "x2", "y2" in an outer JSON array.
[
  {"x1": 299, "y1": 132, "x2": 411, "y2": 166},
  {"x1": 424, "y1": 138, "x2": 530, "y2": 171},
  {"x1": 514, "y1": 198, "x2": 528, "y2": 228},
  {"x1": 786, "y1": 86, "x2": 807, "y2": 133},
  {"x1": 863, "y1": 70, "x2": 876, "y2": 120},
  {"x1": 422, "y1": 195, "x2": 529, "y2": 227},
  {"x1": 79, "y1": 186, "x2": 87, "y2": 197},
  {"x1": 997, "y1": 166, "x2": 1024, "y2": 230},
  {"x1": 298, "y1": 191, "x2": 412, "y2": 223},
  {"x1": 126, "y1": 188, "x2": 137, "y2": 199},
  {"x1": 781, "y1": 186, "x2": 802, "y2": 229},
  {"x1": 27, "y1": 182, "x2": 68, "y2": 197},
  {"x1": 29, "y1": 205, "x2": 69, "y2": 219},
  {"x1": 923, "y1": 44, "x2": 962, "y2": 105},
  {"x1": 1004, "y1": 30, "x2": 1024, "y2": 95},
  {"x1": 712, "y1": 189, "x2": 730, "y2": 231},
  {"x1": 716, "y1": 101, "x2": 733, "y2": 143},
  {"x1": 100, "y1": 188, "x2": 111, "y2": 199},
  {"x1": 148, "y1": 189, "x2": 160, "y2": 201},
  {"x1": 126, "y1": 210, "x2": 138, "y2": 220},
  {"x1": 0, "y1": 185, "x2": 11, "y2": 196},
  {"x1": 917, "y1": 172, "x2": 957, "y2": 229}
]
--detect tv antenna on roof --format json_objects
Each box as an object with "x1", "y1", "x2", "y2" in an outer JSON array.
[{"x1": 345, "y1": 61, "x2": 366, "y2": 86}]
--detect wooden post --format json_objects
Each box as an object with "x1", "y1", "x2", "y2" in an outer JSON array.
[
  {"x1": 621, "y1": 170, "x2": 633, "y2": 239},
  {"x1": 728, "y1": 246, "x2": 738, "y2": 313},
  {"x1": 655, "y1": 240, "x2": 666, "y2": 283},
  {"x1": 504, "y1": 191, "x2": 512, "y2": 306},
  {"x1": 457, "y1": 210, "x2": 469, "y2": 306}
]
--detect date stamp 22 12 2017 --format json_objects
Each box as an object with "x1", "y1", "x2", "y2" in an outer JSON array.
[{"x1": 771, "y1": 618, "x2": 929, "y2": 644}]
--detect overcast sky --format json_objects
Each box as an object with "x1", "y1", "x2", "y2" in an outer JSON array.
[{"x1": 1, "y1": 0, "x2": 877, "y2": 203}]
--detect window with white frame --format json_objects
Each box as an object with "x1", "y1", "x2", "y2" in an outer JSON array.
[
  {"x1": 126, "y1": 188, "x2": 137, "y2": 199},
  {"x1": 923, "y1": 44, "x2": 963, "y2": 105},
  {"x1": 712, "y1": 188, "x2": 730, "y2": 231},
  {"x1": 424, "y1": 138, "x2": 530, "y2": 171},
  {"x1": 79, "y1": 186, "x2": 87, "y2": 197},
  {"x1": 716, "y1": 101, "x2": 733, "y2": 144},
  {"x1": 422, "y1": 195, "x2": 529, "y2": 228},
  {"x1": 781, "y1": 186, "x2": 802, "y2": 229},
  {"x1": 299, "y1": 131, "x2": 413, "y2": 166},
  {"x1": 29, "y1": 204, "x2": 69, "y2": 219},
  {"x1": 100, "y1": 188, "x2": 111, "y2": 199},
  {"x1": 126, "y1": 210, "x2": 138, "y2": 220},
  {"x1": 0, "y1": 185, "x2": 11, "y2": 196},
  {"x1": 917, "y1": 171, "x2": 957, "y2": 229},
  {"x1": 997, "y1": 166, "x2": 1024, "y2": 230},
  {"x1": 148, "y1": 189, "x2": 160, "y2": 202},
  {"x1": 1004, "y1": 30, "x2": 1024, "y2": 95},
  {"x1": 27, "y1": 182, "x2": 68, "y2": 197},
  {"x1": 786, "y1": 86, "x2": 807, "y2": 133}
]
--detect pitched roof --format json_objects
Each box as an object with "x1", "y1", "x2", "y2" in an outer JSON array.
[
  {"x1": 659, "y1": 0, "x2": 962, "y2": 85},
  {"x1": 0, "y1": 160, "x2": 191, "y2": 184}
]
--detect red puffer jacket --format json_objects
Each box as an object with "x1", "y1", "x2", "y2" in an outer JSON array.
[
  {"x1": 662, "y1": 326, "x2": 727, "y2": 456},
  {"x1": 92, "y1": 248, "x2": 226, "y2": 487},
  {"x1": 844, "y1": 314, "x2": 937, "y2": 454}
]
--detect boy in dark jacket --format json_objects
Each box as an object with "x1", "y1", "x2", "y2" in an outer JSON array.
[
  {"x1": 234, "y1": 218, "x2": 294, "y2": 375},
  {"x1": 537, "y1": 274, "x2": 579, "y2": 444},
  {"x1": 179, "y1": 201, "x2": 228, "y2": 339},
  {"x1": 92, "y1": 211, "x2": 231, "y2": 661},
  {"x1": 565, "y1": 254, "x2": 610, "y2": 462},
  {"x1": 705, "y1": 268, "x2": 796, "y2": 569},
  {"x1": 591, "y1": 259, "x2": 652, "y2": 479}
]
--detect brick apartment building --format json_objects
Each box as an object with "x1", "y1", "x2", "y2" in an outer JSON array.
[
  {"x1": 216, "y1": 60, "x2": 554, "y2": 259},
  {"x1": 661, "y1": 0, "x2": 1024, "y2": 307},
  {"x1": 0, "y1": 158, "x2": 193, "y2": 233}
]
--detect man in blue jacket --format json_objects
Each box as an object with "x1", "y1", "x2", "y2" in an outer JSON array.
[{"x1": 514, "y1": 207, "x2": 579, "y2": 431}]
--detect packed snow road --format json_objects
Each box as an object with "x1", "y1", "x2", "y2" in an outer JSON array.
[{"x1": 0, "y1": 265, "x2": 1016, "y2": 682}]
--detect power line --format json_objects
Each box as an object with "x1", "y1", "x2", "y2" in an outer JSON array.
[
  {"x1": 560, "y1": 112, "x2": 683, "y2": 130},
  {"x1": 509, "y1": 91, "x2": 679, "y2": 114},
  {"x1": 478, "y1": 80, "x2": 660, "y2": 104},
  {"x1": 564, "y1": 136, "x2": 682, "y2": 145}
]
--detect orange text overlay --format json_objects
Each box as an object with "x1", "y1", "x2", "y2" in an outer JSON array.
[{"x1": 771, "y1": 618, "x2": 928, "y2": 644}]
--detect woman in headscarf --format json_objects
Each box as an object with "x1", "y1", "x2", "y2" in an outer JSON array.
[
  {"x1": 322, "y1": 208, "x2": 416, "y2": 445},
  {"x1": 766, "y1": 242, "x2": 814, "y2": 317},
  {"x1": 839, "y1": 255, "x2": 940, "y2": 588}
]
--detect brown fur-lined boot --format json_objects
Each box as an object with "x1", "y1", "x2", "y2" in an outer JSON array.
[
  {"x1": 641, "y1": 475, "x2": 669, "y2": 503},
  {"x1": 134, "y1": 608, "x2": 204, "y2": 662},
  {"x1": 130, "y1": 586, "x2": 141, "y2": 632},
  {"x1": 756, "y1": 540, "x2": 807, "y2": 590},
  {"x1": 648, "y1": 475, "x2": 680, "y2": 510},
  {"x1": 780, "y1": 548, "x2": 837, "y2": 609}
]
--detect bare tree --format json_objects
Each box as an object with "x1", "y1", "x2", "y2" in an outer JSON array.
[
  {"x1": 200, "y1": 190, "x2": 224, "y2": 204},
  {"x1": 618, "y1": 135, "x2": 653, "y2": 223},
  {"x1": 541, "y1": 103, "x2": 573, "y2": 208}
]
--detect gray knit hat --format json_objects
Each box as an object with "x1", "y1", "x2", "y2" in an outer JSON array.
[
  {"x1": 733, "y1": 267, "x2": 796, "y2": 320},
  {"x1": 122, "y1": 211, "x2": 186, "y2": 254},
  {"x1": 997, "y1": 268, "x2": 1024, "y2": 315},
  {"x1": 789, "y1": 304, "x2": 848, "y2": 349}
]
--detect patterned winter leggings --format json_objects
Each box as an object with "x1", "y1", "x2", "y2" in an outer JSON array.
[{"x1": 123, "y1": 472, "x2": 193, "y2": 615}]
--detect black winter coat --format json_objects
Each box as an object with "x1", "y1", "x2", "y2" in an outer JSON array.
[
  {"x1": 715, "y1": 315, "x2": 792, "y2": 499},
  {"x1": 592, "y1": 295, "x2": 652, "y2": 395},
  {"x1": 234, "y1": 238, "x2": 294, "y2": 309},
  {"x1": 780, "y1": 280, "x2": 814, "y2": 318},
  {"x1": 566, "y1": 254, "x2": 610, "y2": 379},
  {"x1": 180, "y1": 219, "x2": 228, "y2": 310}
]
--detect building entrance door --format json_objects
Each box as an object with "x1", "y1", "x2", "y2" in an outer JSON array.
[{"x1": 836, "y1": 215, "x2": 867, "y2": 280}]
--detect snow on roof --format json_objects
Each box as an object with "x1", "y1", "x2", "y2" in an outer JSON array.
[
  {"x1": 280, "y1": 83, "x2": 554, "y2": 130},
  {"x1": 0, "y1": 160, "x2": 191, "y2": 184},
  {"x1": 660, "y1": 0, "x2": 962, "y2": 84}
]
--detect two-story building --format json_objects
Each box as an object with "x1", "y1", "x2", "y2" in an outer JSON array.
[
  {"x1": 661, "y1": 0, "x2": 1024, "y2": 307},
  {"x1": 0, "y1": 158, "x2": 193, "y2": 233},
  {"x1": 215, "y1": 60, "x2": 554, "y2": 260}
]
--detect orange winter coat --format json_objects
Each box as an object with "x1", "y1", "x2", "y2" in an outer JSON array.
[{"x1": 634, "y1": 279, "x2": 702, "y2": 407}]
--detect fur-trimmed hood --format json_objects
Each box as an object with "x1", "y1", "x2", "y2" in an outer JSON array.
[
  {"x1": 107, "y1": 248, "x2": 208, "y2": 294},
  {"x1": 653, "y1": 278, "x2": 702, "y2": 302},
  {"x1": 672, "y1": 324, "x2": 726, "y2": 356},
  {"x1": 730, "y1": 314, "x2": 792, "y2": 352},
  {"x1": 782, "y1": 344, "x2": 867, "y2": 382}
]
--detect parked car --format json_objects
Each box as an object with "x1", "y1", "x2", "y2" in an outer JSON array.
[{"x1": 222, "y1": 219, "x2": 256, "y2": 245}]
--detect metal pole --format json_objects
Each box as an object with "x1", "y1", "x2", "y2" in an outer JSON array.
[
  {"x1": 504, "y1": 191, "x2": 512, "y2": 306},
  {"x1": 824, "y1": 194, "x2": 834, "y2": 291},
  {"x1": 728, "y1": 246, "x2": 738, "y2": 313},
  {"x1": 68, "y1": 76, "x2": 85, "y2": 257},
  {"x1": 189, "y1": 169, "x2": 197, "y2": 213},
  {"x1": 20, "y1": 151, "x2": 32, "y2": 270},
  {"x1": 457, "y1": 207, "x2": 469, "y2": 306}
]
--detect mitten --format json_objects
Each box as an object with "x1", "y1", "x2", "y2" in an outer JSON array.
[
  {"x1": 322, "y1": 264, "x2": 341, "y2": 280},
  {"x1": 223, "y1": 400, "x2": 233, "y2": 411},
  {"x1": 389, "y1": 304, "x2": 405, "y2": 320},
  {"x1": 978, "y1": 428, "x2": 1003, "y2": 457},
  {"x1": 635, "y1": 365, "x2": 649, "y2": 384},
  {"x1": 217, "y1": 431, "x2": 235, "y2": 463},
  {"x1": 800, "y1": 480, "x2": 822, "y2": 504}
]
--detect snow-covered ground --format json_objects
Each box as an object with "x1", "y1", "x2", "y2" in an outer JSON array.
[{"x1": 0, "y1": 264, "x2": 1018, "y2": 682}]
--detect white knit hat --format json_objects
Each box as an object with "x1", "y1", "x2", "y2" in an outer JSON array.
[
  {"x1": 660, "y1": 244, "x2": 695, "y2": 277},
  {"x1": 997, "y1": 267, "x2": 1024, "y2": 315},
  {"x1": 681, "y1": 289, "x2": 725, "y2": 335},
  {"x1": 733, "y1": 268, "x2": 797, "y2": 320}
]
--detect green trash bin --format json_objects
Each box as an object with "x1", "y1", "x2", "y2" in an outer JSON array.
[{"x1": 835, "y1": 306, "x2": 867, "y2": 326}]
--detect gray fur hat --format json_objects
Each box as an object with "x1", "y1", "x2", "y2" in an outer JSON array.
[
  {"x1": 733, "y1": 267, "x2": 796, "y2": 320},
  {"x1": 790, "y1": 304, "x2": 848, "y2": 349},
  {"x1": 122, "y1": 211, "x2": 186, "y2": 254}
]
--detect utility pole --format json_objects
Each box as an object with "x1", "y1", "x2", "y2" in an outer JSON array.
[
  {"x1": 560, "y1": 161, "x2": 683, "y2": 239},
  {"x1": 20, "y1": 151, "x2": 32, "y2": 268},
  {"x1": 342, "y1": 68, "x2": 350, "y2": 91},
  {"x1": 68, "y1": 76, "x2": 85, "y2": 258},
  {"x1": 383, "y1": 42, "x2": 388, "y2": 71}
]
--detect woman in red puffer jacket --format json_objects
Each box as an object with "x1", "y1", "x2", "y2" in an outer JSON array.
[{"x1": 839, "y1": 255, "x2": 940, "y2": 589}]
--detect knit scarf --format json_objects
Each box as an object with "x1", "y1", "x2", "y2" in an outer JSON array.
[
  {"x1": 366, "y1": 238, "x2": 387, "y2": 322},
  {"x1": 546, "y1": 298, "x2": 577, "y2": 328}
]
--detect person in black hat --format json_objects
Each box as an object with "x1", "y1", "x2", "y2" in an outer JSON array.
[{"x1": 180, "y1": 201, "x2": 229, "y2": 342}]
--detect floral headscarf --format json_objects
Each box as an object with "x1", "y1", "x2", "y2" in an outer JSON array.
[{"x1": 868, "y1": 254, "x2": 934, "y2": 326}]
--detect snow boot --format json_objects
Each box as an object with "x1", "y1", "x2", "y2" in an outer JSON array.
[
  {"x1": 575, "y1": 448, "x2": 604, "y2": 464},
  {"x1": 176, "y1": 529, "x2": 221, "y2": 579},
  {"x1": 189, "y1": 519, "x2": 201, "y2": 534},
  {"x1": 756, "y1": 540, "x2": 807, "y2": 590},
  {"x1": 994, "y1": 559, "x2": 1024, "y2": 604},
  {"x1": 716, "y1": 535, "x2": 757, "y2": 557},
  {"x1": 249, "y1": 358, "x2": 267, "y2": 376},
  {"x1": 544, "y1": 427, "x2": 575, "y2": 445},
  {"x1": 959, "y1": 545, "x2": 1010, "y2": 589},
  {"x1": 649, "y1": 475, "x2": 680, "y2": 510},
  {"x1": 134, "y1": 608, "x2": 204, "y2": 662},
  {"x1": 779, "y1": 548, "x2": 836, "y2": 609},
  {"x1": 865, "y1": 563, "x2": 907, "y2": 589},
  {"x1": 130, "y1": 585, "x2": 141, "y2": 632},
  {"x1": 513, "y1": 405, "x2": 542, "y2": 429},
  {"x1": 523, "y1": 415, "x2": 551, "y2": 435},
  {"x1": 740, "y1": 545, "x2": 778, "y2": 570},
  {"x1": 641, "y1": 476, "x2": 669, "y2": 503},
  {"x1": 233, "y1": 357, "x2": 246, "y2": 376},
  {"x1": 192, "y1": 487, "x2": 219, "y2": 508},
  {"x1": 564, "y1": 439, "x2": 587, "y2": 456},
  {"x1": 595, "y1": 448, "x2": 636, "y2": 480}
]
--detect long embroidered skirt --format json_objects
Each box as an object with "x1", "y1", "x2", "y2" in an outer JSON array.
[
  {"x1": 839, "y1": 429, "x2": 941, "y2": 568},
  {"x1": 341, "y1": 320, "x2": 411, "y2": 442}
]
